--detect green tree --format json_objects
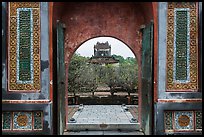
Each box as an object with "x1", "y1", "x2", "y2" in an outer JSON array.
[
  {"x1": 112, "y1": 54, "x2": 125, "y2": 63},
  {"x1": 68, "y1": 53, "x2": 138, "y2": 97},
  {"x1": 68, "y1": 53, "x2": 98, "y2": 96},
  {"x1": 119, "y1": 62, "x2": 138, "y2": 95},
  {"x1": 102, "y1": 57, "x2": 138, "y2": 96},
  {"x1": 103, "y1": 64, "x2": 120, "y2": 95}
]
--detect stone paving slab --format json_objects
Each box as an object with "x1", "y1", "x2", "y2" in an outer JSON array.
[{"x1": 67, "y1": 105, "x2": 139, "y2": 131}]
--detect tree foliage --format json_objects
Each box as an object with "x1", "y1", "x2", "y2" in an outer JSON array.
[
  {"x1": 68, "y1": 53, "x2": 98, "y2": 95},
  {"x1": 68, "y1": 53, "x2": 138, "y2": 96}
]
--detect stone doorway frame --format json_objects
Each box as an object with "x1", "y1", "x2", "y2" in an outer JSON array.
[{"x1": 49, "y1": 2, "x2": 159, "y2": 135}]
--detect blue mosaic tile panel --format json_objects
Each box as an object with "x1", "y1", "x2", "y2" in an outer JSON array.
[
  {"x1": 164, "y1": 111, "x2": 173, "y2": 131},
  {"x1": 13, "y1": 112, "x2": 32, "y2": 130},
  {"x1": 33, "y1": 111, "x2": 43, "y2": 130},
  {"x1": 195, "y1": 111, "x2": 202, "y2": 131},
  {"x1": 2, "y1": 112, "x2": 12, "y2": 130},
  {"x1": 174, "y1": 111, "x2": 194, "y2": 131}
]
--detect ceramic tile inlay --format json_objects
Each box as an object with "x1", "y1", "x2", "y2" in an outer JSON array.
[
  {"x1": 174, "y1": 111, "x2": 194, "y2": 131},
  {"x1": 33, "y1": 111, "x2": 43, "y2": 130},
  {"x1": 164, "y1": 111, "x2": 173, "y2": 132},
  {"x1": 2, "y1": 112, "x2": 12, "y2": 130},
  {"x1": 166, "y1": 2, "x2": 198, "y2": 91},
  {"x1": 164, "y1": 110, "x2": 201, "y2": 133},
  {"x1": 13, "y1": 112, "x2": 32, "y2": 130},
  {"x1": 8, "y1": 2, "x2": 41, "y2": 91},
  {"x1": 2, "y1": 111, "x2": 44, "y2": 131},
  {"x1": 195, "y1": 111, "x2": 202, "y2": 131}
]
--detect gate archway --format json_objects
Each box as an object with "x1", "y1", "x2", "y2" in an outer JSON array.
[{"x1": 52, "y1": 2, "x2": 157, "y2": 135}]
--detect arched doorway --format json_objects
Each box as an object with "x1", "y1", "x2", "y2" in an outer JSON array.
[
  {"x1": 66, "y1": 36, "x2": 140, "y2": 133},
  {"x1": 68, "y1": 36, "x2": 139, "y2": 105},
  {"x1": 52, "y1": 2, "x2": 156, "y2": 135}
]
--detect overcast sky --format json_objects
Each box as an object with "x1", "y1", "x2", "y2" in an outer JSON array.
[{"x1": 75, "y1": 37, "x2": 135, "y2": 58}]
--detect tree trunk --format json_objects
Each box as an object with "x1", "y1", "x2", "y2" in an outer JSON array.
[
  {"x1": 127, "y1": 95, "x2": 131, "y2": 104},
  {"x1": 128, "y1": 92, "x2": 130, "y2": 96}
]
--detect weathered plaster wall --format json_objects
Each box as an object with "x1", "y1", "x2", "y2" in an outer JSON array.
[{"x1": 53, "y1": 2, "x2": 153, "y2": 62}]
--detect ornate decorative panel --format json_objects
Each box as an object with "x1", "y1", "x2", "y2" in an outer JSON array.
[
  {"x1": 8, "y1": 2, "x2": 41, "y2": 91},
  {"x1": 164, "y1": 110, "x2": 202, "y2": 133},
  {"x1": 33, "y1": 111, "x2": 43, "y2": 130},
  {"x1": 164, "y1": 111, "x2": 173, "y2": 132},
  {"x1": 166, "y1": 2, "x2": 198, "y2": 91},
  {"x1": 13, "y1": 112, "x2": 32, "y2": 130},
  {"x1": 195, "y1": 111, "x2": 202, "y2": 131},
  {"x1": 174, "y1": 111, "x2": 194, "y2": 131},
  {"x1": 2, "y1": 111, "x2": 43, "y2": 131},
  {"x1": 2, "y1": 112, "x2": 12, "y2": 130}
]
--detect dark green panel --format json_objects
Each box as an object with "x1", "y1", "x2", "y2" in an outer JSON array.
[
  {"x1": 57, "y1": 21, "x2": 66, "y2": 135},
  {"x1": 141, "y1": 21, "x2": 153, "y2": 135},
  {"x1": 19, "y1": 10, "x2": 32, "y2": 81},
  {"x1": 164, "y1": 111, "x2": 173, "y2": 131},
  {"x1": 195, "y1": 111, "x2": 202, "y2": 130},
  {"x1": 33, "y1": 111, "x2": 43, "y2": 130},
  {"x1": 2, "y1": 112, "x2": 12, "y2": 130},
  {"x1": 175, "y1": 11, "x2": 188, "y2": 80}
]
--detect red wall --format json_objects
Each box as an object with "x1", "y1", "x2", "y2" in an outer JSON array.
[
  {"x1": 53, "y1": 2, "x2": 153, "y2": 62},
  {"x1": 53, "y1": 2, "x2": 153, "y2": 124}
]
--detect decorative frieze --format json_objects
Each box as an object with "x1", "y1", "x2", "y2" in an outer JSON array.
[
  {"x1": 195, "y1": 111, "x2": 202, "y2": 131},
  {"x1": 164, "y1": 110, "x2": 202, "y2": 133},
  {"x1": 33, "y1": 112, "x2": 43, "y2": 130},
  {"x1": 164, "y1": 111, "x2": 173, "y2": 132},
  {"x1": 174, "y1": 111, "x2": 194, "y2": 131},
  {"x1": 2, "y1": 111, "x2": 43, "y2": 131},
  {"x1": 13, "y1": 112, "x2": 32, "y2": 130},
  {"x1": 8, "y1": 2, "x2": 41, "y2": 91},
  {"x1": 2, "y1": 112, "x2": 12, "y2": 130},
  {"x1": 166, "y1": 2, "x2": 198, "y2": 91}
]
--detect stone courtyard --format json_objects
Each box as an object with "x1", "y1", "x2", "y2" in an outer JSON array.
[{"x1": 65, "y1": 105, "x2": 143, "y2": 135}]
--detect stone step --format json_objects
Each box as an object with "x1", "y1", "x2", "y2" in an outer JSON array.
[
  {"x1": 64, "y1": 130, "x2": 144, "y2": 135},
  {"x1": 67, "y1": 105, "x2": 139, "y2": 131},
  {"x1": 67, "y1": 123, "x2": 140, "y2": 131}
]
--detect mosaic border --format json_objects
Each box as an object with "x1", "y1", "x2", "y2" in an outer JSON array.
[
  {"x1": 166, "y1": 2, "x2": 198, "y2": 91},
  {"x1": 8, "y1": 2, "x2": 41, "y2": 92},
  {"x1": 195, "y1": 111, "x2": 202, "y2": 131},
  {"x1": 164, "y1": 110, "x2": 202, "y2": 133},
  {"x1": 164, "y1": 111, "x2": 174, "y2": 132},
  {"x1": 2, "y1": 111, "x2": 43, "y2": 131},
  {"x1": 2, "y1": 112, "x2": 12, "y2": 130}
]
